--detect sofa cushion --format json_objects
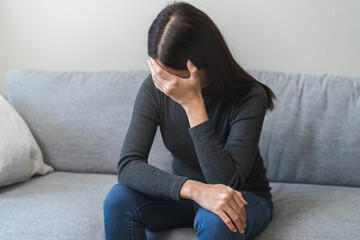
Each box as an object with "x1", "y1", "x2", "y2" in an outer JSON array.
[
  {"x1": 0, "y1": 172, "x2": 359, "y2": 240},
  {"x1": 5, "y1": 68, "x2": 360, "y2": 187},
  {"x1": 5, "y1": 70, "x2": 172, "y2": 174},
  {"x1": 0, "y1": 171, "x2": 114, "y2": 240},
  {"x1": 248, "y1": 69, "x2": 360, "y2": 187},
  {"x1": 0, "y1": 95, "x2": 54, "y2": 187},
  {"x1": 254, "y1": 182, "x2": 360, "y2": 240}
]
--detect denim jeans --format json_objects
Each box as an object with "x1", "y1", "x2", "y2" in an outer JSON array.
[{"x1": 103, "y1": 183, "x2": 273, "y2": 240}]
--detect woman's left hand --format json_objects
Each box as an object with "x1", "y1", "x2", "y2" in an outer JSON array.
[{"x1": 147, "y1": 57, "x2": 203, "y2": 109}]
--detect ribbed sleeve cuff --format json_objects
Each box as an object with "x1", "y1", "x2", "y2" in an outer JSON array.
[
  {"x1": 188, "y1": 119, "x2": 213, "y2": 136},
  {"x1": 171, "y1": 175, "x2": 192, "y2": 201}
]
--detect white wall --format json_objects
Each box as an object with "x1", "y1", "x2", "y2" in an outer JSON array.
[{"x1": 1, "y1": 0, "x2": 359, "y2": 93}]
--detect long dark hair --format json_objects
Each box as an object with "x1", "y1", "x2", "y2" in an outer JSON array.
[{"x1": 147, "y1": 1, "x2": 276, "y2": 111}]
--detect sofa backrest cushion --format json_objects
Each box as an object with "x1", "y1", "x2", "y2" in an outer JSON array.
[
  {"x1": 5, "y1": 70, "x2": 172, "y2": 174},
  {"x1": 247, "y1": 69, "x2": 360, "y2": 187},
  {"x1": 5, "y1": 69, "x2": 360, "y2": 187}
]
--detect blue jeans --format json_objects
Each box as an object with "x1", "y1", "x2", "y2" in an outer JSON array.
[{"x1": 103, "y1": 183, "x2": 273, "y2": 240}]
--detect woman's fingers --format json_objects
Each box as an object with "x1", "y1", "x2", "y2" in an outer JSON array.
[
  {"x1": 235, "y1": 191, "x2": 248, "y2": 205},
  {"x1": 148, "y1": 58, "x2": 172, "y2": 86},
  {"x1": 233, "y1": 192, "x2": 246, "y2": 226},
  {"x1": 228, "y1": 199, "x2": 246, "y2": 231},
  {"x1": 224, "y1": 187, "x2": 246, "y2": 227},
  {"x1": 153, "y1": 74, "x2": 166, "y2": 92},
  {"x1": 223, "y1": 204, "x2": 244, "y2": 233},
  {"x1": 241, "y1": 207, "x2": 246, "y2": 229},
  {"x1": 217, "y1": 211, "x2": 238, "y2": 233},
  {"x1": 149, "y1": 58, "x2": 173, "y2": 80},
  {"x1": 221, "y1": 186, "x2": 247, "y2": 233},
  {"x1": 228, "y1": 198, "x2": 241, "y2": 216},
  {"x1": 148, "y1": 59, "x2": 177, "y2": 96},
  {"x1": 148, "y1": 60, "x2": 166, "y2": 91}
]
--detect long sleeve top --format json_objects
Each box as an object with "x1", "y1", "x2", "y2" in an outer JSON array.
[{"x1": 117, "y1": 73, "x2": 272, "y2": 201}]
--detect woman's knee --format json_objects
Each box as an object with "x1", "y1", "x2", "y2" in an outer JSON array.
[
  {"x1": 194, "y1": 207, "x2": 244, "y2": 240},
  {"x1": 103, "y1": 183, "x2": 142, "y2": 215}
]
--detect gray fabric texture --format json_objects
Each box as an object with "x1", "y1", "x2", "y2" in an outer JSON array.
[
  {"x1": 0, "y1": 95, "x2": 54, "y2": 187},
  {"x1": 0, "y1": 171, "x2": 359, "y2": 240},
  {"x1": 247, "y1": 70, "x2": 360, "y2": 187},
  {"x1": 5, "y1": 69, "x2": 172, "y2": 174}
]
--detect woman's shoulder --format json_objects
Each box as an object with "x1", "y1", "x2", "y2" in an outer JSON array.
[
  {"x1": 139, "y1": 73, "x2": 164, "y2": 98},
  {"x1": 233, "y1": 82, "x2": 267, "y2": 104},
  {"x1": 134, "y1": 73, "x2": 163, "y2": 117},
  {"x1": 142, "y1": 73, "x2": 157, "y2": 91},
  {"x1": 247, "y1": 81, "x2": 266, "y2": 94},
  {"x1": 228, "y1": 82, "x2": 268, "y2": 117}
]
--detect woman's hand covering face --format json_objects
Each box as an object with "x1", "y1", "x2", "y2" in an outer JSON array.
[{"x1": 147, "y1": 57, "x2": 203, "y2": 108}]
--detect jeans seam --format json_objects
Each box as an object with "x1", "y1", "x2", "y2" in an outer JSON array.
[{"x1": 245, "y1": 199, "x2": 266, "y2": 212}]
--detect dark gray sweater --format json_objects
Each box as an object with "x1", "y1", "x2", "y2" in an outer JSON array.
[{"x1": 117, "y1": 73, "x2": 272, "y2": 201}]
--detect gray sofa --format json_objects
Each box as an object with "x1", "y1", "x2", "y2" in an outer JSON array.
[{"x1": 0, "y1": 69, "x2": 359, "y2": 240}]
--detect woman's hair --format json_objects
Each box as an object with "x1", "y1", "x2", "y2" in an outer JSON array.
[{"x1": 147, "y1": 1, "x2": 276, "y2": 111}]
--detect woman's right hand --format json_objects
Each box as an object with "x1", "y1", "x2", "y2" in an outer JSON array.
[{"x1": 180, "y1": 179, "x2": 248, "y2": 233}]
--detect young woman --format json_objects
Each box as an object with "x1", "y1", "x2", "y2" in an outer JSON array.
[{"x1": 103, "y1": 1, "x2": 276, "y2": 239}]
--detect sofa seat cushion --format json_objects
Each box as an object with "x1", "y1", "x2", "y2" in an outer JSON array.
[
  {"x1": 0, "y1": 171, "x2": 114, "y2": 240},
  {"x1": 0, "y1": 172, "x2": 359, "y2": 240},
  {"x1": 254, "y1": 182, "x2": 360, "y2": 240}
]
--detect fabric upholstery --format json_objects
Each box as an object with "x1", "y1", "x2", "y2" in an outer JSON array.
[
  {"x1": 5, "y1": 70, "x2": 172, "y2": 174},
  {"x1": 6, "y1": 69, "x2": 360, "y2": 187},
  {"x1": 0, "y1": 95, "x2": 54, "y2": 187},
  {"x1": 247, "y1": 70, "x2": 360, "y2": 187},
  {"x1": 0, "y1": 171, "x2": 359, "y2": 240}
]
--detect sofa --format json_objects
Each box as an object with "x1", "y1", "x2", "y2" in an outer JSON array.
[{"x1": 0, "y1": 68, "x2": 359, "y2": 240}]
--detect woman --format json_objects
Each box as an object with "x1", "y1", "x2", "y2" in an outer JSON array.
[{"x1": 103, "y1": 1, "x2": 276, "y2": 239}]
